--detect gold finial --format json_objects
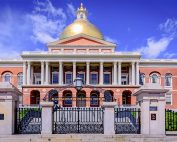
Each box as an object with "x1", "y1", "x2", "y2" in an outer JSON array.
[{"x1": 80, "y1": 3, "x2": 84, "y2": 10}]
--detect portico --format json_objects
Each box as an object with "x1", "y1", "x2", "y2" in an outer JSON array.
[{"x1": 23, "y1": 60, "x2": 140, "y2": 86}]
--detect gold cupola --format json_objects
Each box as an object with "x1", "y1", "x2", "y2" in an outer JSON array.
[{"x1": 60, "y1": 3, "x2": 104, "y2": 40}]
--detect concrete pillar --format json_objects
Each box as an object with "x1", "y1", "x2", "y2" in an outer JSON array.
[
  {"x1": 132, "y1": 62, "x2": 135, "y2": 85},
  {"x1": 59, "y1": 62, "x2": 63, "y2": 85},
  {"x1": 40, "y1": 102, "x2": 54, "y2": 135},
  {"x1": 73, "y1": 62, "x2": 76, "y2": 82},
  {"x1": 134, "y1": 83, "x2": 168, "y2": 135},
  {"x1": 0, "y1": 82, "x2": 21, "y2": 135},
  {"x1": 23, "y1": 62, "x2": 26, "y2": 85},
  {"x1": 45, "y1": 61, "x2": 49, "y2": 84},
  {"x1": 113, "y1": 61, "x2": 117, "y2": 85},
  {"x1": 99, "y1": 62, "x2": 103, "y2": 85},
  {"x1": 102, "y1": 102, "x2": 117, "y2": 134},
  {"x1": 27, "y1": 61, "x2": 31, "y2": 85},
  {"x1": 118, "y1": 62, "x2": 121, "y2": 85},
  {"x1": 136, "y1": 62, "x2": 140, "y2": 85},
  {"x1": 41, "y1": 61, "x2": 44, "y2": 85},
  {"x1": 86, "y1": 62, "x2": 90, "y2": 85}
]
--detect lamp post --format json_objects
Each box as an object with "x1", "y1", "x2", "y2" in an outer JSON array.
[{"x1": 74, "y1": 76, "x2": 84, "y2": 92}]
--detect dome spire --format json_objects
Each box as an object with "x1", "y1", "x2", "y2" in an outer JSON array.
[{"x1": 77, "y1": 3, "x2": 87, "y2": 20}]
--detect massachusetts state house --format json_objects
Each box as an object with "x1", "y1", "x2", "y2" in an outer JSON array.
[{"x1": 0, "y1": 4, "x2": 176, "y2": 108}]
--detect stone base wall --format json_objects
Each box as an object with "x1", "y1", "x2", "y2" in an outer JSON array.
[{"x1": 0, "y1": 134, "x2": 177, "y2": 142}]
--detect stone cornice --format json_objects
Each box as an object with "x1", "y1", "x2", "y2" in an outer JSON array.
[{"x1": 21, "y1": 51, "x2": 141, "y2": 59}]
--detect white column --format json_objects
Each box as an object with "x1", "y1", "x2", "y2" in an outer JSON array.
[
  {"x1": 31, "y1": 65, "x2": 34, "y2": 84},
  {"x1": 41, "y1": 61, "x2": 44, "y2": 85},
  {"x1": 86, "y1": 62, "x2": 90, "y2": 85},
  {"x1": 113, "y1": 62, "x2": 117, "y2": 85},
  {"x1": 27, "y1": 61, "x2": 31, "y2": 85},
  {"x1": 118, "y1": 62, "x2": 121, "y2": 85},
  {"x1": 45, "y1": 61, "x2": 49, "y2": 84},
  {"x1": 23, "y1": 62, "x2": 26, "y2": 85},
  {"x1": 132, "y1": 62, "x2": 135, "y2": 85},
  {"x1": 59, "y1": 62, "x2": 63, "y2": 85},
  {"x1": 136, "y1": 62, "x2": 140, "y2": 85},
  {"x1": 40, "y1": 102, "x2": 54, "y2": 135},
  {"x1": 73, "y1": 62, "x2": 76, "y2": 81},
  {"x1": 99, "y1": 62, "x2": 103, "y2": 85}
]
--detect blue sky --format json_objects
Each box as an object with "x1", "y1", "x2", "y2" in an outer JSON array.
[{"x1": 0, "y1": 0, "x2": 177, "y2": 59}]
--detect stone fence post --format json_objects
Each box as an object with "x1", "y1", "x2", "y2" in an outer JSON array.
[
  {"x1": 0, "y1": 82, "x2": 21, "y2": 135},
  {"x1": 134, "y1": 83, "x2": 168, "y2": 135},
  {"x1": 102, "y1": 102, "x2": 117, "y2": 134},
  {"x1": 40, "y1": 101, "x2": 54, "y2": 135}
]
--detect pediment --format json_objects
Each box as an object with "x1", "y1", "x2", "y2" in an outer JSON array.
[{"x1": 47, "y1": 34, "x2": 116, "y2": 47}]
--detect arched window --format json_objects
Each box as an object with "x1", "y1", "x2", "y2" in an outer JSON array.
[
  {"x1": 165, "y1": 73, "x2": 172, "y2": 86},
  {"x1": 90, "y1": 91, "x2": 100, "y2": 107},
  {"x1": 30, "y1": 90, "x2": 40, "y2": 105},
  {"x1": 63, "y1": 91, "x2": 72, "y2": 107},
  {"x1": 150, "y1": 73, "x2": 160, "y2": 84},
  {"x1": 104, "y1": 90, "x2": 113, "y2": 102},
  {"x1": 3, "y1": 72, "x2": 12, "y2": 83},
  {"x1": 17, "y1": 73, "x2": 23, "y2": 86},
  {"x1": 139, "y1": 73, "x2": 145, "y2": 85}
]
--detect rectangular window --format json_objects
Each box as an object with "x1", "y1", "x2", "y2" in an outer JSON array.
[
  {"x1": 90, "y1": 72, "x2": 98, "y2": 84},
  {"x1": 121, "y1": 74, "x2": 128, "y2": 85},
  {"x1": 65, "y1": 72, "x2": 73, "y2": 84},
  {"x1": 78, "y1": 72, "x2": 85, "y2": 84},
  {"x1": 52, "y1": 72, "x2": 59, "y2": 84},
  {"x1": 103, "y1": 72, "x2": 111, "y2": 84},
  {"x1": 165, "y1": 77, "x2": 172, "y2": 86},
  {"x1": 166, "y1": 93, "x2": 172, "y2": 105},
  {"x1": 34, "y1": 73, "x2": 41, "y2": 84},
  {"x1": 18, "y1": 75, "x2": 23, "y2": 86}
]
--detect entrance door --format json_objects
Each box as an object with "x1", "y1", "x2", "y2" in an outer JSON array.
[
  {"x1": 76, "y1": 92, "x2": 86, "y2": 107},
  {"x1": 122, "y1": 90, "x2": 131, "y2": 105}
]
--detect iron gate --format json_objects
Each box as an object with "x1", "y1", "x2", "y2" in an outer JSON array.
[
  {"x1": 115, "y1": 107, "x2": 141, "y2": 134},
  {"x1": 165, "y1": 109, "x2": 177, "y2": 131},
  {"x1": 53, "y1": 107, "x2": 104, "y2": 134},
  {"x1": 16, "y1": 106, "x2": 42, "y2": 134}
]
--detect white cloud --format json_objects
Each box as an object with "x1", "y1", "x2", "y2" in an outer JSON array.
[
  {"x1": 159, "y1": 18, "x2": 177, "y2": 36},
  {"x1": 67, "y1": 3, "x2": 76, "y2": 17},
  {"x1": 164, "y1": 52, "x2": 177, "y2": 58},
  {"x1": 105, "y1": 36, "x2": 118, "y2": 43},
  {"x1": 0, "y1": 0, "x2": 76, "y2": 59},
  {"x1": 28, "y1": 0, "x2": 67, "y2": 44},
  {"x1": 138, "y1": 37, "x2": 172, "y2": 58}
]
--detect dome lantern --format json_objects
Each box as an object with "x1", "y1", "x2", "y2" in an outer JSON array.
[{"x1": 77, "y1": 3, "x2": 88, "y2": 20}]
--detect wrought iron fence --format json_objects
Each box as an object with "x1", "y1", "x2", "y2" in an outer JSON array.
[
  {"x1": 15, "y1": 106, "x2": 42, "y2": 134},
  {"x1": 165, "y1": 109, "x2": 177, "y2": 131},
  {"x1": 53, "y1": 107, "x2": 104, "y2": 134},
  {"x1": 115, "y1": 107, "x2": 141, "y2": 134}
]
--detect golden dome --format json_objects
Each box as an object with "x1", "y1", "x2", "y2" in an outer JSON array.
[{"x1": 60, "y1": 3, "x2": 103, "y2": 40}]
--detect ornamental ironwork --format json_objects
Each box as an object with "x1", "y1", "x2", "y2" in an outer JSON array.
[
  {"x1": 165, "y1": 109, "x2": 177, "y2": 131},
  {"x1": 53, "y1": 107, "x2": 104, "y2": 134},
  {"x1": 15, "y1": 106, "x2": 42, "y2": 134},
  {"x1": 115, "y1": 107, "x2": 141, "y2": 134}
]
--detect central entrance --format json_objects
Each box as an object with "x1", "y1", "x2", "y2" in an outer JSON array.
[{"x1": 76, "y1": 91, "x2": 86, "y2": 107}]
